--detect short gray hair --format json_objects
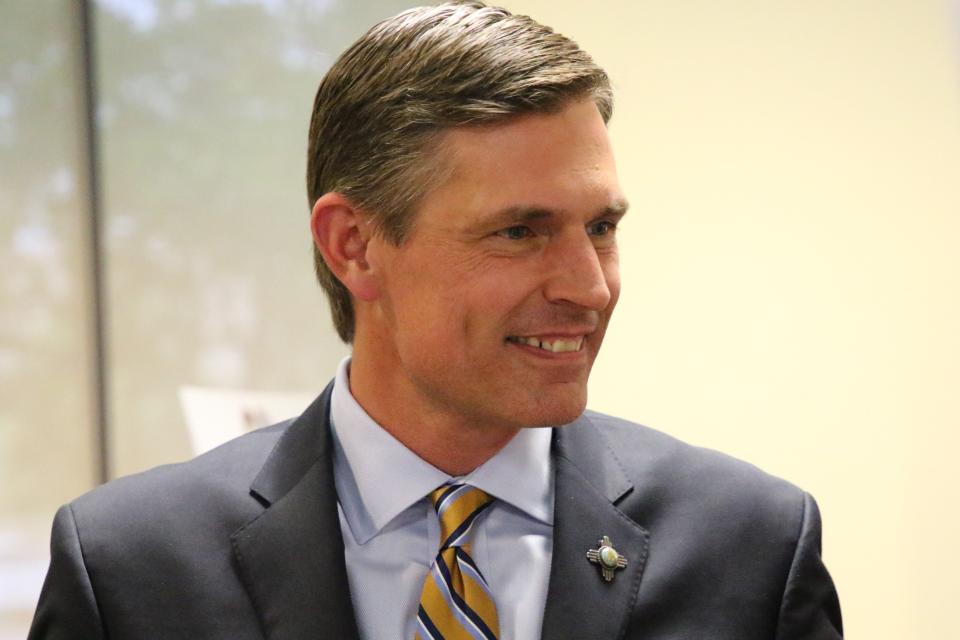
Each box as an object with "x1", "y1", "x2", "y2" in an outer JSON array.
[{"x1": 306, "y1": 1, "x2": 613, "y2": 343}]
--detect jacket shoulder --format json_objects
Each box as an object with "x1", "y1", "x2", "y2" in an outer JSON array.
[
  {"x1": 69, "y1": 420, "x2": 292, "y2": 541},
  {"x1": 578, "y1": 412, "x2": 842, "y2": 637},
  {"x1": 582, "y1": 410, "x2": 808, "y2": 527}
]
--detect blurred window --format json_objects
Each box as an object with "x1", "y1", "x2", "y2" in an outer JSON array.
[{"x1": 0, "y1": 1, "x2": 416, "y2": 637}]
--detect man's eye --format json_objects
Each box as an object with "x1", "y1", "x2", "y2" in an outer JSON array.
[
  {"x1": 588, "y1": 220, "x2": 617, "y2": 236},
  {"x1": 496, "y1": 225, "x2": 534, "y2": 240}
]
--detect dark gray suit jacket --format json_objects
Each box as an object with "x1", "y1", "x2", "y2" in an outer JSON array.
[{"x1": 30, "y1": 384, "x2": 842, "y2": 639}]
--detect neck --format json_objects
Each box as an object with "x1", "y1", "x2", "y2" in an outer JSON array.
[{"x1": 348, "y1": 348, "x2": 521, "y2": 476}]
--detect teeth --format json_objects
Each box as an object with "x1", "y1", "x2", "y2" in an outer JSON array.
[
  {"x1": 550, "y1": 339, "x2": 581, "y2": 353},
  {"x1": 509, "y1": 336, "x2": 584, "y2": 353}
]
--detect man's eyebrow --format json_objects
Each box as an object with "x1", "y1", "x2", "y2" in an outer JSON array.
[
  {"x1": 470, "y1": 198, "x2": 630, "y2": 232},
  {"x1": 601, "y1": 198, "x2": 630, "y2": 219},
  {"x1": 482, "y1": 206, "x2": 555, "y2": 228}
]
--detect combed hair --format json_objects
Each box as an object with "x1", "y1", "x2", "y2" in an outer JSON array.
[{"x1": 306, "y1": 0, "x2": 613, "y2": 342}]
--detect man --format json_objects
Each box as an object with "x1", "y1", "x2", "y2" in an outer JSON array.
[{"x1": 30, "y1": 2, "x2": 842, "y2": 639}]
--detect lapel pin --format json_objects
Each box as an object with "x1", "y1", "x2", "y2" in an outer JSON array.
[{"x1": 586, "y1": 535, "x2": 628, "y2": 582}]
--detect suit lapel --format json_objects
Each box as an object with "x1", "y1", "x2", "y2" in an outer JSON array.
[
  {"x1": 231, "y1": 384, "x2": 361, "y2": 640},
  {"x1": 540, "y1": 414, "x2": 649, "y2": 640},
  {"x1": 230, "y1": 390, "x2": 648, "y2": 639}
]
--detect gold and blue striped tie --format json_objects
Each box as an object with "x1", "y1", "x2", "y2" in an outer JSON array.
[{"x1": 415, "y1": 484, "x2": 500, "y2": 640}]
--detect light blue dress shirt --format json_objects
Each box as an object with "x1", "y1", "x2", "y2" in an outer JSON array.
[{"x1": 329, "y1": 357, "x2": 555, "y2": 640}]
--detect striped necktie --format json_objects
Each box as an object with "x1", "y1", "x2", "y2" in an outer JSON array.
[{"x1": 415, "y1": 484, "x2": 500, "y2": 640}]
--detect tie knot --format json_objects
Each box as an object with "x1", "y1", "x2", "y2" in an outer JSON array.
[{"x1": 429, "y1": 484, "x2": 494, "y2": 549}]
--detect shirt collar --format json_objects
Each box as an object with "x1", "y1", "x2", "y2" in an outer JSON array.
[{"x1": 329, "y1": 357, "x2": 554, "y2": 545}]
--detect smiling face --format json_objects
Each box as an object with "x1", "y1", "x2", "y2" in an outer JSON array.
[{"x1": 353, "y1": 97, "x2": 626, "y2": 439}]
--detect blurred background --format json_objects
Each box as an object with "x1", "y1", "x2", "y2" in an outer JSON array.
[{"x1": 1, "y1": 0, "x2": 957, "y2": 637}]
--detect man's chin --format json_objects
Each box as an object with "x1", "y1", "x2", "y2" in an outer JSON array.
[{"x1": 512, "y1": 393, "x2": 588, "y2": 429}]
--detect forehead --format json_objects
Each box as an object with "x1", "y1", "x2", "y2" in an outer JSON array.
[
  {"x1": 416, "y1": 99, "x2": 622, "y2": 227},
  {"x1": 443, "y1": 99, "x2": 614, "y2": 178}
]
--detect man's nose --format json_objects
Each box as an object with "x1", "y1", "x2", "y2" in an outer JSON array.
[{"x1": 542, "y1": 233, "x2": 613, "y2": 311}]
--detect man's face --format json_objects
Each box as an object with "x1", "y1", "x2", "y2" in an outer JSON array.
[{"x1": 361, "y1": 98, "x2": 626, "y2": 433}]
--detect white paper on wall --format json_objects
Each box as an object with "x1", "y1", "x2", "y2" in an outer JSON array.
[{"x1": 178, "y1": 386, "x2": 316, "y2": 456}]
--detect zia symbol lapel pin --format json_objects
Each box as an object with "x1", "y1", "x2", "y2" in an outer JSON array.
[{"x1": 586, "y1": 535, "x2": 628, "y2": 582}]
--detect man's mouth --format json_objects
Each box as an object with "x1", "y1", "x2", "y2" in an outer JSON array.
[{"x1": 506, "y1": 335, "x2": 585, "y2": 353}]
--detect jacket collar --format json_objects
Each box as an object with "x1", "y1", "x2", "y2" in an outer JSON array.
[
  {"x1": 231, "y1": 382, "x2": 362, "y2": 639},
  {"x1": 232, "y1": 388, "x2": 648, "y2": 639},
  {"x1": 540, "y1": 412, "x2": 650, "y2": 640}
]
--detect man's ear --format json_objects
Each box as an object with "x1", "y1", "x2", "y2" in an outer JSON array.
[{"x1": 310, "y1": 192, "x2": 380, "y2": 301}]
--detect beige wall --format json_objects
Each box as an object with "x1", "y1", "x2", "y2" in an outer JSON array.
[{"x1": 503, "y1": 0, "x2": 960, "y2": 637}]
